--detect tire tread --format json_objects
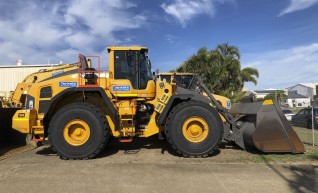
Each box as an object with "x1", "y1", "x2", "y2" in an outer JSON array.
[
  {"x1": 165, "y1": 100, "x2": 223, "y2": 158},
  {"x1": 48, "y1": 102, "x2": 109, "y2": 160}
]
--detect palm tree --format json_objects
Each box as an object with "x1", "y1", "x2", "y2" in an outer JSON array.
[
  {"x1": 240, "y1": 67, "x2": 259, "y2": 85},
  {"x1": 265, "y1": 90, "x2": 287, "y2": 102},
  {"x1": 173, "y1": 43, "x2": 260, "y2": 98},
  {"x1": 215, "y1": 43, "x2": 240, "y2": 60},
  {"x1": 213, "y1": 43, "x2": 242, "y2": 92}
]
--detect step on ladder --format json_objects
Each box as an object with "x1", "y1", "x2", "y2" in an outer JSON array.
[{"x1": 118, "y1": 111, "x2": 135, "y2": 143}]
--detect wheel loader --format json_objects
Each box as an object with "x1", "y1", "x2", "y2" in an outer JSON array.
[{"x1": 1, "y1": 46, "x2": 304, "y2": 159}]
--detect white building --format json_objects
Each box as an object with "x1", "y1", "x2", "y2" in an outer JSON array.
[
  {"x1": 288, "y1": 83, "x2": 317, "y2": 99},
  {"x1": 0, "y1": 61, "x2": 57, "y2": 98},
  {"x1": 287, "y1": 92, "x2": 311, "y2": 108}
]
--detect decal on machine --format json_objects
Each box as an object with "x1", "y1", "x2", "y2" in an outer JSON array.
[
  {"x1": 59, "y1": 82, "x2": 77, "y2": 87},
  {"x1": 112, "y1": 85, "x2": 130, "y2": 92},
  {"x1": 227, "y1": 101, "x2": 231, "y2": 108}
]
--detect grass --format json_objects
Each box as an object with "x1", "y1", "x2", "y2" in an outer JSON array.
[
  {"x1": 238, "y1": 145, "x2": 318, "y2": 163},
  {"x1": 234, "y1": 126, "x2": 318, "y2": 163},
  {"x1": 236, "y1": 126, "x2": 318, "y2": 163},
  {"x1": 293, "y1": 126, "x2": 318, "y2": 146}
]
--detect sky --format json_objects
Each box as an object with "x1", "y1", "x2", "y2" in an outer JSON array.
[{"x1": 0, "y1": 0, "x2": 317, "y2": 90}]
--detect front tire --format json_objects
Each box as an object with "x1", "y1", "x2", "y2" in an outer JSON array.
[
  {"x1": 48, "y1": 103, "x2": 109, "y2": 159},
  {"x1": 165, "y1": 101, "x2": 223, "y2": 157}
]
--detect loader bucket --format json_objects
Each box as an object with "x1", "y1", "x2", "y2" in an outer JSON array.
[
  {"x1": 230, "y1": 100, "x2": 305, "y2": 153},
  {"x1": 0, "y1": 108, "x2": 25, "y2": 146}
]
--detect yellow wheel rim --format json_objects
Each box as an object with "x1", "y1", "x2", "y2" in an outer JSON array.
[
  {"x1": 182, "y1": 117, "x2": 209, "y2": 143},
  {"x1": 63, "y1": 119, "x2": 90, "y2": 146}
]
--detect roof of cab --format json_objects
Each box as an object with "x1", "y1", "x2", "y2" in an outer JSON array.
[
  {"x1": 159, "y1": 72, "x2": 196, "y2": 75},
  {"x1": 106, "y1": 46, "x2": 148, "y2": 53}
]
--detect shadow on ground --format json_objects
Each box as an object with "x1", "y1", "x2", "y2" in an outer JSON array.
[
  {"x1": 0, "y1": 144, "x2": 26, "y2": 158},
  {"x1": 220, "y1": 143, "x2": 318, "y2": 193},
  {"x1": 259, "y1": 154, "x2": 317, "y2": 193},
  {"x1": 98, "y1": 136, "x2": 181, "y2": 158},
  {"x1": 36, "y1": 136, "x2": 223, "y2": 158}
]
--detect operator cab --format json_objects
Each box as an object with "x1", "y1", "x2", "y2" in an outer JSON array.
[{"x1": 107, "y1": 46, "x2": 156, "y2": 99}]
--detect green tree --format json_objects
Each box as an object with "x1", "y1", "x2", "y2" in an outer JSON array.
[
  {"x1": 213, "y1": 43, "x2": 241, "y2": 92},
  {"x1": 240, "y1": 67, "x2": 259, "y2": 86},
  {"x1": 174, "y1": 43, "x2": 259, "y2": 99},
  {"x1": 264, "y1": 90, "x2": 287, "y2": 102}
]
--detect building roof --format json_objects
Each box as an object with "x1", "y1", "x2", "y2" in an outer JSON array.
[
  {"x1": 253, "y1": 89, "x2": 279, "y2": 94},
  {"x1": 297, "y1": 83, "x2": 317, "y2": 89},
  {"x1": 288, "y1": 92, "x2": 308, "y2": 99},
  {"x1": 0, "y1": 64, "x2": 58, "y2": 68},
  {"x1": 243, "y1": 90, "x2": 257, "y2": 97}
]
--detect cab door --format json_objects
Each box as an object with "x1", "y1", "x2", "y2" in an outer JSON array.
[
  {"x1": 110, "y1": 50, "x2": 139, "y2": 97},
  {"x1": 110, "y1": 50, "x2": 155, "y2": 99}
]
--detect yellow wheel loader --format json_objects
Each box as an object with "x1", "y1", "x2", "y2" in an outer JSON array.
[{"x1": 2, "y1": 46, "x2": 304, "y2": 159}]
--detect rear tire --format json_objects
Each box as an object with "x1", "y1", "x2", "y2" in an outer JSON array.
[
  {"x1": 165, "y1": 101, "x2": 223, "y2": 157},
  {"x1": 48, "y1": 103, "x2": 109, "y2": 159}
]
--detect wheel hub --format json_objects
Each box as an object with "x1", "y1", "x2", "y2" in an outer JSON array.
[
  {"x1": 189, "y1": 125, "x2": 201, "y2": 135},
  {"x1": 63, "y1": 120, "x2": 91, "y2": 146},
  {"x1": 182, "y1": 117, "x2": 209, "y2": 143}
]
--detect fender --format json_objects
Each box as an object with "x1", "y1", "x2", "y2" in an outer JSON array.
[
  {"x1": 41, "y1": 87, "x2": 118, "y2": 125},
  {"x1": 157, "y1": 87, "x2": 211, "y2": 125}
]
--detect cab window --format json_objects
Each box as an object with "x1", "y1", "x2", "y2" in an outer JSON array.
[
  {"x1": 297, "y1": 110, "x2": 305, "y2": 115},
  {"x1": 114, "y1": 51, "x2": 138, "y2": 89}
]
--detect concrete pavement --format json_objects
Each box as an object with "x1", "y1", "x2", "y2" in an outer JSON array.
[{"x1": 0, "y1": 141, "x2": 317, "y2": 193}]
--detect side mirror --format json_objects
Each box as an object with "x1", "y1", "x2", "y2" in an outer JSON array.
[
  {"x1": 172, "y1": 72, "x2": 177, "y2": 83},
  {"x1": 152, "y1": 72, "x2": 156, "y2": 81},
  {"x1": 148, "y1": 60, "x2": 152, "y2": 69}
]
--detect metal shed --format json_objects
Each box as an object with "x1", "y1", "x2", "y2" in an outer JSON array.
[{"x1": 0, "y1": 63, "x2": 57, "y2": 98}]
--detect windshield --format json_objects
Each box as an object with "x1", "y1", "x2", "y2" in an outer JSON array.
[
  {"x1": 139, "y1": 52, "x2": 153, "y2": 89},
  {"x1": 175, "y1": 75, "x2": 195, "y2": 89},
  {"x1": 282, "y1": 109, "x2": 293, "y2": 114}
]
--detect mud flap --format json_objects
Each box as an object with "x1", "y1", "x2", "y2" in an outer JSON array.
[{"x1": 229, "y1": 100, "x2": 305, "y2": 153}]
